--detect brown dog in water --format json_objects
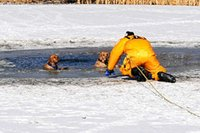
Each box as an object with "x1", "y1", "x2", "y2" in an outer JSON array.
[
  {"x1": 44, "y1": 54, "x2": 68, "y2": 70},
  {"x1": 44, "y1": 54, "x2": 60, "y2": 70},
  {"x1": 95, "y1": 51, "x2": 109, "y2": 68}
]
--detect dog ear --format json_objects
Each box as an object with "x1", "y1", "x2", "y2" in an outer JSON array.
[
  {"x1": 48, "y1": 54, "x2": 55, "y2": 63},
  {"x1": 47, "y1": 57, "x2": 52, "y2": 63}
]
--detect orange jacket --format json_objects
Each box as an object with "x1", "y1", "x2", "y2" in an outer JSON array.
[{"x1": 108, "y1": 35, "x2": 154, "y2": 70}]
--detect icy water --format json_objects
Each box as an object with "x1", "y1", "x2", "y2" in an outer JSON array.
[{"x1": 0, "y1": 47, "x2": 199, "y2": 79}]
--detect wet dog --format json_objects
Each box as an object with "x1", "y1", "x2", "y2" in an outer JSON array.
[
  {"x1": 95, "y1": 51, "x2": 109, "y2": 68},
  {"x1": 44, "y1": 54, "x2": 60, "y2": 70}
]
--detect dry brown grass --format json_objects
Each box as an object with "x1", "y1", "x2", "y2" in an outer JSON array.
[
  {"x1": 0, "y1": 0, "x2": 67, "y2": 4},
  {"x1": 0, "y1": 0, "x2": 199, "y2": 5}
]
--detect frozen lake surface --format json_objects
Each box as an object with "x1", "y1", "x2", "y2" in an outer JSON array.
[
  {"x1": 0, "y1": 5, "x2": 200, "y2": 133},
  {"x1": 0, "y1": 45, "x2": 199, "y2": 79}
]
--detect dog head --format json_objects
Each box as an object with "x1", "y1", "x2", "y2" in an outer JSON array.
[
  {"x1": 98, "y1": 51, "x2": 109, "y2": 64},
  {"x1": 48, "y1": 54, "x2": 59, "y2": 64}
]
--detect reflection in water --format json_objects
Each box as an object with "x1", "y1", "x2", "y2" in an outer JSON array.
[{"x1": 0, "y1": 47, "x2": 199, "y2": 78}]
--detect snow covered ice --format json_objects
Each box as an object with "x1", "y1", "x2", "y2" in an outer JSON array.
[
  {"x1": 0, "y1": 5, "x2": 200, "y2": 50},
  {"x1": 0, "y1": 5, "x2": 200, "y2": 133}
]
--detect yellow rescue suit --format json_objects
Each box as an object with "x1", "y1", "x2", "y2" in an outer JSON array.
[{"x1": 107, "y1": 35, "x2": 166, "y2": 80}]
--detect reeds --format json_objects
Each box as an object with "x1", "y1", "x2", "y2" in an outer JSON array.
[{"x1": 93, "y1": 0, "x2": 200, "y2": 5}]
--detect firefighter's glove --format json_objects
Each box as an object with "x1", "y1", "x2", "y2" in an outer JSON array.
[{"x1": 105, "y1": 69, "x2": 115, "y2": 77}]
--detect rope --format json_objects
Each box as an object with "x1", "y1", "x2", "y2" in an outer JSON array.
[{"x1": 136, "y1": 66, "x2": 200, "y2": 118}]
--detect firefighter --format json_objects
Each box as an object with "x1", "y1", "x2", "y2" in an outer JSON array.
[{"x1": 105, "y1": 31, "x2": 176, "y2": 83}]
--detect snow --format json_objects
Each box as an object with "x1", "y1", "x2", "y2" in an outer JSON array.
[
  {"x1": 0, "y1": 5, "x2": 200, "y2": 50},
  {"x1": 0, "y1": 5, "x2": 200, "y2": 133},
  {"x1": 0, "y1": 78, "x2": 200, "y2": 133}
]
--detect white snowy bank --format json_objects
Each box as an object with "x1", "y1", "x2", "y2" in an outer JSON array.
[
  {"x1": 0, "y1": 77, "x2": 200, "y2": 133},
  {"x1": 0, "y1": 5, "x2": 200, "y2": 50}
]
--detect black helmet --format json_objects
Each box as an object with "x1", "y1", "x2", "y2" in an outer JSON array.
[{"x1": 126, "y1": 31, "x2": 134, "y2": 36}]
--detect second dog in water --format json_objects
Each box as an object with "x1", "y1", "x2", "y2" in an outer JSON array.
[{"x1": 94, "y1": 51, "x2": 109, "y2": 68}]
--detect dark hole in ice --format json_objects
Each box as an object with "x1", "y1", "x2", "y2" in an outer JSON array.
[{"x1": 0, "y1": 47, "x2": 199, "y2": 79}]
